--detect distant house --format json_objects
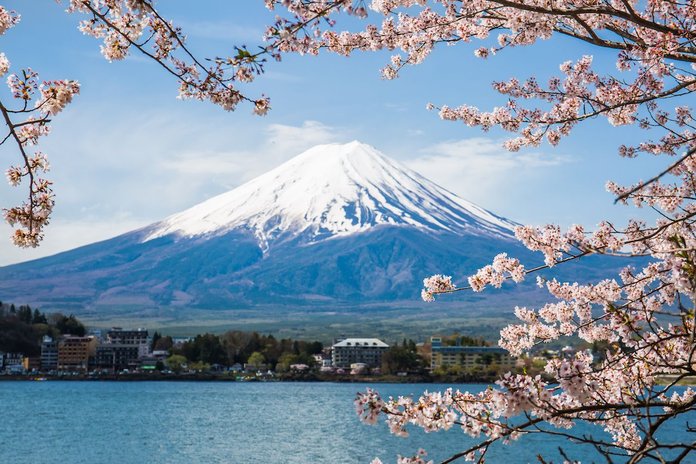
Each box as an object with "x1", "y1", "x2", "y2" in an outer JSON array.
[
  {"x1": 313, "y1": 354, "x2": 332, "y2": 368},
  {"x1": 244, "y1": 363, "x2": 268, "y2": 372},
  {"x1": 430, "y1": 337, "x2": 515, "y2": 371},
  {"x1": 331, "y1": 338, "x2": 389, "y2": 368},
  {"x1": 151, "y1": 350, "x2": 169, "y2": 361},
  {"x1": 350, "y1": 363, "x2": 368, "y2": 375},
  {"x1": 228, "y1": 363, "x2": 243, "y2": 373}
]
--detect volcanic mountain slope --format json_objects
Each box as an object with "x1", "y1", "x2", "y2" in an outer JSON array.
[
  {"x1": 144, "y1": 141, "x2": 516, "y2": 247},
  {"x1": 0, "y1": 141, "x2": 556, "y2": 310}
]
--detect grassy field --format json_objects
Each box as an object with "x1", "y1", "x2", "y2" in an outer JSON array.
[{"x1": 76, "y1": 301, "x2": 519, "y2": 344}]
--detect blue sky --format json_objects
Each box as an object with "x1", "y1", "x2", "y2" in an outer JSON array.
[{"x1": 0, "y1": 1, "x2": 664, "y2": 265}]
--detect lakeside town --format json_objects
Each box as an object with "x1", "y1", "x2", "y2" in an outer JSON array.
[{"x1": 1, "y1": 302, "x2": 590, "y2": 382}]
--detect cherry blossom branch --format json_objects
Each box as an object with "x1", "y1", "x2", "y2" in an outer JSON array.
[
  {"x1": 0, "y1": 98, "x2": 41, "y2": 244},
  {"x1": 615, "y1": 147, "x2": 696, "y2": 204}
]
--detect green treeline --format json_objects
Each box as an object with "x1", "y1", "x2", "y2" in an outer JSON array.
[
  {"x1": 381, "y1": 338, "x2": 428, "y2": 375},
  {"x1": 441, "y1": 334, "x2": 489, "y2": 347},
  {"x1": 0, "y1": 302, "x2": 86, "y2": 355},
  {"x1": 153, "y1": 331, "x2": 325, "y2": 372}
]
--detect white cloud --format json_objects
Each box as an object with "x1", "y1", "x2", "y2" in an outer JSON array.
[
  {"x1": 162, "y1": 151, "x2": 245, "y2": 176},
  {"x1": 0, "y1": 217, "x2": 149, "y2": 266},
  {"x1": 404, "y1": 137, "x2": 572, "y2": 219},
  {"x1": 0, "y1": 113, "x2": 347, "y2": 265},
  {"x1": 160, "y1": 120, "x2": 345, "y2": 183},
  {"x1": 263, "y1": 120, "x2": 343, "y2": 162}
]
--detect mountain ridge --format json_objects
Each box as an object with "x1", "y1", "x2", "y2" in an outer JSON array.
[
  {"x1": 143, "y1": 141, "x2": 517, "y2": 251},
  {"x1": 0, "y1": 141, "x2": 535, "y2": 313}
]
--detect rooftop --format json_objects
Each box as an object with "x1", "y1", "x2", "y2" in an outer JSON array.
[
  {"x1": 432, "y1": 346, "x2": 508, "y2": 354},
  {"x1": 332, "y1": 338, "x2": 389, "y2": 348}
]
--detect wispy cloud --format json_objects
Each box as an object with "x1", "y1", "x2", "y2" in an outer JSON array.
[
  {"x1": 0, "y1": 217, "x2": 149, "y2": 267},
  {"x1": 0, "y1": 112, "x2": 347, "y2": 265},
  {"x1": 160, "y1": 120, "x2": 345, "y2": 183},
  {"x1": 404, "y1": 137, "x2": 573, "y2": 219},
  {"x1": 264, "y1": 120, "x2": 343, "y2": 159}
]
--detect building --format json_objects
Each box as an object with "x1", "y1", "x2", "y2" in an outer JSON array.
[
  {"x1": 23, "y1": 356, "x2": 41, "y2": 372},
  {"x1": 151, "y1": 350, "x2": 169, "y2": 361},
  {"x1": 2, "y1": 352, "x2": 24, "y2": 374},
  {"x1": 430, "y1": 337, "x2": 515, "y2": 371},
  {"x1": 106, "y1": 328, "x2": 150, "y2": 358},
  {"x1": 95, "y1": 344, "x2": 140, "y2": 371},
  {"x1": 95, "y1": 327, "x2": 152, "y2": 371},
  {"x1": 41, "y1": 336, "x2": 59, "y2": 371},
  {"x1": 313, "y1": 354, "x2": 332, "y2": 368},
  {"x1": 139, "y1": 357, "x2": 161, "y2": 371},
  {"x1": 58, "y1": 336, "x2": 97, "y2": 371},
  {"x1": 331, "y1": 338, "x2": 389, "y2": 368}
]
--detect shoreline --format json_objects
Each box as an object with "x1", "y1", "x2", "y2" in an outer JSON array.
[
  {"x1": 4, "y1": 373, "x2": 695, "y2": 386},
  {"x1": 0, "y1": 372, "x2": 489, "y2": 383}
]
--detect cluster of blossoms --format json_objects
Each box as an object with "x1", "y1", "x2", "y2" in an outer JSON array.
[
  {"x1": 370, "y1": 448, "x2": 433, "y2": 464},
  {"x1": 358, "y1": 359, "x2": 694, "y2": 461},
  {"x1": 467, "y1": 253, "x2": 525, "y2": 291},
  {"x1": 2, "y1": 72, "x2": 80, "y2": 247},
  {"x1": 38, "y1": 80, "x2": 80, "y2": 115},
  {"x1": 421, "y1": 274, "x2": 455, "y2": 302},
  {"x1": 0, "y1": 6, "x2": 81, "y2": 247},
  {"x1": 65, "y1": 0, "x2": 270, "y2": 114},
  {"x1": 0, "y1": 4, "x2": 18, "y2": 35},
  {"x1": 354, "y1": 387, "x2": 384, "y2": 425}
]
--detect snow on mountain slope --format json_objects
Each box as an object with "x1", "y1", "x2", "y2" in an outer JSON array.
[{"x1": 145, "y1": 141, "x2": 516, "y2": 250}]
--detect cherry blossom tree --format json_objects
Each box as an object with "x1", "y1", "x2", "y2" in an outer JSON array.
[
  {"x1": 2, "y1": 1, "x2": 695, "y2": 461},
  {"x1": 255, "y1": 0, "x2": 696, "y2": 462}
]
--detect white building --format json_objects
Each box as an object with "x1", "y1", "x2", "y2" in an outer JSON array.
[
  {"x1": 106, "y1": 328, "x2": 150, "y2": 358},
  {"x1": 332, "y1": 338, "x2": 389, "y2": 368}
]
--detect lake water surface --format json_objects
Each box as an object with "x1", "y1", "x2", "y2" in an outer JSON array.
[{"x1": 0, "y1": 381, "x2": 692, "y2": 463}]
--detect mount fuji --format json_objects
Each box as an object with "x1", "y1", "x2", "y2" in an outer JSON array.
[
  {"x1": 0, "y1": 141, "x2": 539, "y2": 313},
  {"x1": 144, "y1": 141, "x2": 516, "y2": 248}
]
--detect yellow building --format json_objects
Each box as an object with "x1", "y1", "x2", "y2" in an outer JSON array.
[{"x1": 430, "y1": 337, "x2": 515, "y2": 371}]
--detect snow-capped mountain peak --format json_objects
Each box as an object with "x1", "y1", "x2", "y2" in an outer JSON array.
[{"x1": 144, "y1": 141, "x2": 515, "y2": 250}]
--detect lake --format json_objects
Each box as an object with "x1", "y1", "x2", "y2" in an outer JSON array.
[{"x1": 0, "y1": 381, "x2": 691, "y2": 463}]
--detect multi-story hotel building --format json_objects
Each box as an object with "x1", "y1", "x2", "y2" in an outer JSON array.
[
  {"x1": 106, "y1": 328, "x2": 150, "y2": 358},
  {"x1": 58, "y1": 336, "x2": 97, "y2": 371},
  {"x1": 331, "y1": 338, "x2": 389, "y2": 368}
]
